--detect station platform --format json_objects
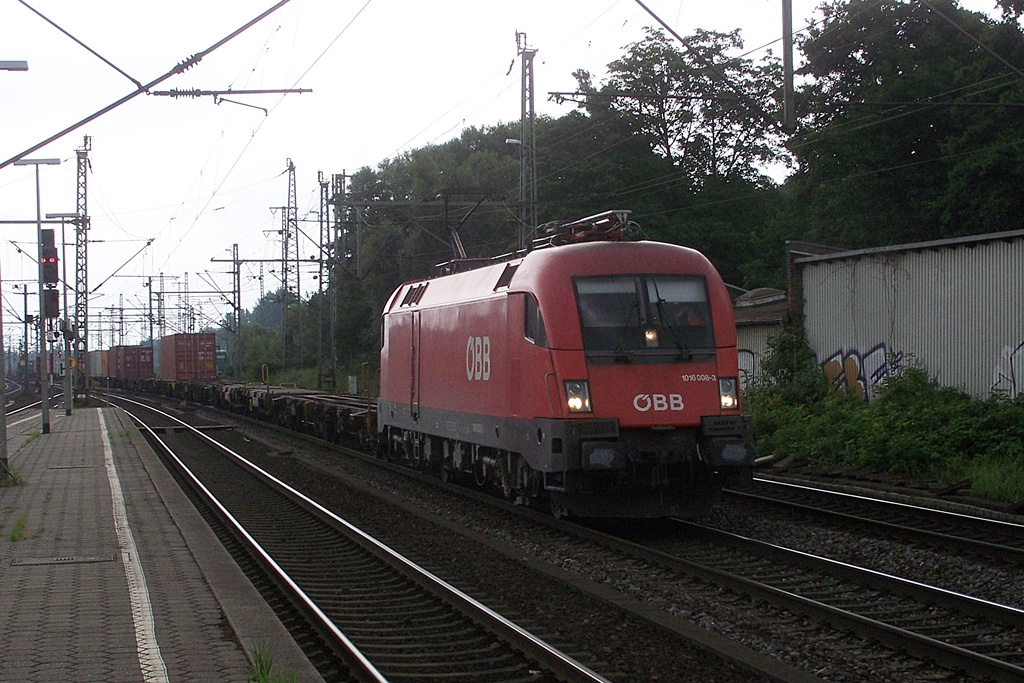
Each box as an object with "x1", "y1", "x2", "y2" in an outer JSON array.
[{"x1": 0, "y1": 405, "x2": 323, "y2": 682}]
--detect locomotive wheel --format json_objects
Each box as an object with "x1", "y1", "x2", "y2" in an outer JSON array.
[{"x1": 513, "y1": 457, "x2": 539, "y2": 506}]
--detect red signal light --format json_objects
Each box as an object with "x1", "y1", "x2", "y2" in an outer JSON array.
[{"x1": 41, "y1": 247, "x2": 59, "y2": 284}]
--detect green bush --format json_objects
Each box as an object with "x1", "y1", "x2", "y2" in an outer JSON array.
[{"x1": 749, "y1": 330, "x2": 1024, "y2": 502}]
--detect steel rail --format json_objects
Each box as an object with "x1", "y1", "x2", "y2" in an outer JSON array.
[
  {"x1": 122, "y1": 403, "x2": 389, "y2": 683},
  {"x1": 731, "y1": 477, "x2": 1024, "y2": 562},
  {"x1": 670, "y1": 520, "x2": 1024, "y2": 683},
  {"x1": 754, "y1": 476, "x2": 1024, "y2": 528},
  {"x1": 538, "y1": 510, "x2": 1024, "y2": 682},
  {"x1": 116, "y1": 395, "x2": 612, "y2": 683}
]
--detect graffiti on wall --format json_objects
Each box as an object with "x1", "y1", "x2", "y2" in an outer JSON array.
[
  {"x1": 821, "y1": 343, "x2": 904, "y2": 400},
  {"x1": 991, "y1": 341, "x2": 1023, "y2": 399}
]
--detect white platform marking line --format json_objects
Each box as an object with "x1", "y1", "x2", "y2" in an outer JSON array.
[
  {"x1": 9, "y1": 414, "x2": 37, "y2": 428},
  {"x1": 99, "y1": 409, "x2": 170, "y2": 683}
]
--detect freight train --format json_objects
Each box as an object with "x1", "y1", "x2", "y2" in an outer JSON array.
[
  {"x1": 104, "y1": 210, "x2": 754, "y2": 518},
  {"x1": 88, "y1": 333, "x2": 218, "y2": 382}
]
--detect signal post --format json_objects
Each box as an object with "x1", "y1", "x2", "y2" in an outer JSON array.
[
  {"x1": 14, "y1": 157, "x2": 60, "y2": 436},
  {"x1": 39, "y1": 228, "x2": 60, "y2": 431}
]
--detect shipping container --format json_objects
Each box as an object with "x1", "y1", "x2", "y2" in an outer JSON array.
[
  {"x1": 112, "y1": 346, "x2": 125, "y2": 379},
  {"x1": 159, "y1": 333, "x2": 217, "y2": 381},
  {"x1": 110, "y1": 345, "x2": 154, "y2": 380},
  {"x1": 124, "y1": 345, "x2": 155, "y2": 380},
  {"x1": 85, "y1": 349, "x2": 109, "y2": 378},
  {"x1": 152, "y1": 337, "x2": 162, "y2": 376}
]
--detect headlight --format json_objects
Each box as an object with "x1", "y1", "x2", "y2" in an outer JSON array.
[
  {"x1": 565, "y1": 380, "x2": 592, "y2": 413},
  {"x1": 719, "y1": 377, "x2": 739, "y2": 410}
]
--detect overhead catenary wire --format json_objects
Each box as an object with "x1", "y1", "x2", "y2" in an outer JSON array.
[
  {"x1": 17, "y1": 0, "x2": 142, "y2": 89},
  {"x1": 0, "y1": 0, "x2": 295, "y2": 171},
  {"x1": 155, "y1": 0, "x2": 374, "y2": 280}
]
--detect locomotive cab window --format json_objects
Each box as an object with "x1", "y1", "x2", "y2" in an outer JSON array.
[
  {"x1": 524, "y1": 294, "x2": 548, "y2": 347},
  {"x1": 574, "y1": 275, "x2": 713, "y2": 362}
]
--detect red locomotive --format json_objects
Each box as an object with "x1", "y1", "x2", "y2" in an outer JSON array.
[{"x1": 379, "y1": 211, "x2": 754, "y2": 518}]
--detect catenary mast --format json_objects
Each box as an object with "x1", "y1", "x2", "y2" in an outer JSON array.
[{"x1": 74, "y1": 136, "x2": 90, "y2": 393}]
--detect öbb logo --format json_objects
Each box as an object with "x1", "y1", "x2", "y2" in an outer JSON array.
[
  {"x1": 632, "y1": 393, "x2": 684, "y2": 412},
  {"x1": 466, "y1": 336, "x2": 491, "y2": 381}
]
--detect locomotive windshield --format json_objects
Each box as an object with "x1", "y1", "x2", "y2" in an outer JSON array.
[{"x1": 574, "y1": 275, "x2": 714, "y2": 362}]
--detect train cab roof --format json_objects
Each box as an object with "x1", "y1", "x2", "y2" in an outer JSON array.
[{"x1": 383, "y1": 211, "x2": 734, "y2": 346}]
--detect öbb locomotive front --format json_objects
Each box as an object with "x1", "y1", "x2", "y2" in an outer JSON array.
[{"x1": 378, "y1": 211, "x2": 754, "y2": 518}]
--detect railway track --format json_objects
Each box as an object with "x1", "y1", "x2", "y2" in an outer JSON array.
[
  {"x1": 115, "y1": 395, "x2": 611, "y2": 683},
  {"x1": 114, "y1": 389, "x2": 1024, "y2": 680},
  {"x1": 725, "y1": 476, "x2": 1024, "y2": 565},
  {"x1": 642, "y1": 520, "x2": 1024, "y2": 682}
]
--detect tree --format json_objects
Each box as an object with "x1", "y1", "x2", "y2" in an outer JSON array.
[
  {"x1": 596, "y1": 28, "x2": 786, "y2": 187},
  {"x1": 536, "y1": 90, "x2": 680, "y2": 227},
  {"x1": 788, "y1": 0, "x2": 1024, "y2": 246}
]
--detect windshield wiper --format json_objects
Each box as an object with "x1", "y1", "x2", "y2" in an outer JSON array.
[{"x1": 650, "y1": 282, "x2": 692, "y2": 357}]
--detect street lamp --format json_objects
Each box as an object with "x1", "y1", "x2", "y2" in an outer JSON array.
[{"x1": 14, "y1": 157, "x2": 60, "y2": 435}]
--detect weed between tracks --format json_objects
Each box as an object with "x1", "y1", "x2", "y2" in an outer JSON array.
[
  {"x1": 8, "y1": 514, "x2": 27, "y2": 542},
  {"x1": 246, "y1": 642, "x2": 297, "y2": 683}
]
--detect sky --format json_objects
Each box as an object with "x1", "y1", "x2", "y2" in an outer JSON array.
[{"x1": 0, "y1": 0, "x2": 1002, "y2": 351}]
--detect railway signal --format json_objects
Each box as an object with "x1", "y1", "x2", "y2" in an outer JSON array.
[
  {"x1": 43, "y1": 290, "x2": 59, "y2": 319},
  {"x1": 41, "y1": 228, "x2": 58, "y2": 286},
  {"x1": 40, "y1": 229, "x2": 59, "y2": 317},
  {"x1": 41, "y1": 250, "x2": 58, "y2": 284}
]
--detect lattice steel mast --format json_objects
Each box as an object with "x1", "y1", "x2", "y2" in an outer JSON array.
[
  {"x1": 74, "y1": 136, "x2": 91, "y2": 392},
  {"x1": 517, "y1": 32, "x2": 538, "y2": 250},
  {"x1": 282, "y1": 159, "x2": 299, "y2": 365},
  {"x1": 316, "y1": 171, "x2": 334, "y2": 389}
]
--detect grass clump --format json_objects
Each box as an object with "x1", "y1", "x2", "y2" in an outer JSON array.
[
  {"x1": 246, "y1": 642, "x2": 298, "y2": 683},
  {"x1": 749, "y1": 327, "x2": 1024, "y2": 503},
  {"x1": 9, "y1": 514, "x2": 28, "y2": 542},
  {"x1": 0, "y1": 468, "x2": 24, "y2": 487}
]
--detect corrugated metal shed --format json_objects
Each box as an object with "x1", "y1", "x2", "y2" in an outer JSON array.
[
  {"x1": 734, "y1": 288, "x2": 789, "y2": 389},
  {"x1": 796, "y1": 230, "x2": 1024, "y2": 399}
]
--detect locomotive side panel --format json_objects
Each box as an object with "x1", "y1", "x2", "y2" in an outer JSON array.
[
  {"x1": 382, "y1": 292, "x2": 525, "y2": 440},
  {"x1": 505, "y1": 292, "x2": 559, "y2": 421},
  {"x1": 379, "y1": 305, "x2": 415, "y2": 422},
  {"x1": 418, "y1": 294, "x2": 510, "y2": 419}
]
